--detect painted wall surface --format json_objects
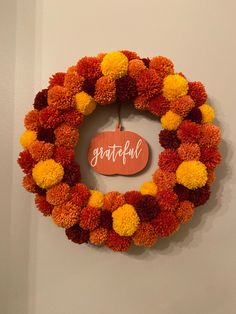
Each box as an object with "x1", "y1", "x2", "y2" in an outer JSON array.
[{"x1": 1, "y1": 0, "x2": 236, "y2": 314}]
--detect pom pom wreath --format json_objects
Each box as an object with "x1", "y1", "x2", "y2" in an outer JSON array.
[
  {"x1": 134, "y1": 95, "x2": 149, "y2": 110},
  {"x1": 156, "y1": 189, "x2": 179, "y2": 211},
  {"x1": 32, "y1": 159, "x2": 64, "y2": 189},
  {"x1": 94, "y1": 76, "x2": 116, "y2": 105},
  {"x1": 152, "y1": 211, "x2": 179, "y2": 237},
  {"x1": 29, "y1": 140, "x2": 54, "y2": 162},
  {"x1": 136, "y1": 69, "x2": 162, "y2": 99},
  {"x1": 53, "y1": 146, "x2": 74, "y2": 166},
  {"x1": 48, "y1": 72, "x2": 65, "y2": 88},
  {"x1": 63, "y1": 71, "x2": 84, "y2": 95},
  {"x1": 175, "y1": 201, "x2": 194, "y2": 224},
  {"x1": 24, "y1": 109, "x2": 40, "y2": 131},
  {"x1": 79, "y1": 206, "x2": 101, "y2": 231},
  {"x1": 148, "y1": 95, "x2": 170, "y2": 117},
  {"x1": 18, "y1": 150, "x2": 35, "y2": 174},
  {"x1": 116, "y1": 75, "x2": 137, "y2": 102},
  {"x1": 106, "y1": 230, "x2": 131, "y2": 252},
  {"x1": 65, "y1": 224, "x2": 89, "y2": 244},
  {"x1": 100, "y1": 210, "x2": 113, "y2": 229},
  {"x1": 149, "y1": 56, "x2": 174, "y2": 79},
  {"x1": 101, "y1": 51, "x2": 128, "y2": 79},
  {"x1": 23, "y1": 174, "x2": 39, "y2": 193},
  {"x1": 132, "y1": 223, "x2": 158, "y2": 247},
  {"x1": 177, "y1": 120, "x2": 201, "y2": 143},
  {"x1": 46, "y1": 183, "x2": 71, "y2": 206},
  {"x1": 19, "y1": 51, "x2": 222, "y2": 252},
  {"x1": 52, "y1": 201, "x2": 80, "y2": 228},
  {"x1": 170, "y1": 95, "x2": 194, "y2": 117},
  {"x1": 39, "y1": 107, "x2": 63, "y2": 129},
  {"x1": 186, "y1": 107, "x2": 202, "y2": 123},
  {"x1": 37, "y1": 127, "x2": 55, "y2": 143},
  {"x1": 88, "y1": 190, "x2": 104, "y2": 208},
  {"x1": 48, "y1": 86, "x2": 74, "y2": 110},
  {"x1": 77, "y1": 56, "x2": 102, "y2": 80},
  {"x1": 33, "y1": 89, "x2": 48, "y2": 110},
  {"x1": 159, "y1": 130, "x2": 180, "y2": 149},
  {"x1": 152, "y1": 169, "x2": 176, "y2": 191},
  {"x1": 140, "y1": 181, "x2": 158, "y2": 196},
  {"x1": 176, "y1": 160, "x2": 208, "y2": 189},
  {"x1": 124, "y1": 191, "x2": 142, "y2": 207},
  {"x1": 135, "y1": 195, "x2": 159, "y2": 222},
  {"x1": 89, "y1": 228, "x2": 108, "y2": 245},
  {"x1": 75, "y1": 91, "x2": 96, "y2": 115},
  {"x1": 158, "y1": 149, "x2": 182, "y2": 172},
  {"x1": 103, "y1": 192, "x2": 125, "y2": 212},
  {"x1": 54, "y1": 124, "x2": 79, "y2": 148},
  {"x1": 20, "y1": 130, "x2": 37, "y2": 149},
  {"x1": 161, "y1": 110, "x2": 182, "y2": 131},
  {"x1": 188, "y1": 186, "x2": 210, "y2": 206},
  {"x1": 177, "y1": 143, "x2": 201, "y2": 161},
  {"x1": 112, "y1": 204, "x2": 140, "y2": 236},
  {"x1": 70, "y1": 183, "x2": 90, "y2": 207},
  {"x1": 62, "y1": 109, "x2": 84, "y2": 128},
  {"x1": 128, "y1": 59, "x2": 146, "y2": 78},
  {"x1": 200, "y1": 147, "x2": 221, "y2": 170},
  {"x1": 199, "y1": 124, "x2": 221, "y2": 147},
  {"x1": 199, "y1": 104, "x2": 215, "y2": 123},
  {"x1": 162, "y1": 74, "x2": 189, "y2": 101},
  {"x1": 35, "y1": 194, "x2": 53, "y2": 216},
  {"x1": 63, "y1": 162, "x2": 81, "y2": 186},
  {"x1": 188, "y1": 81, "x2": 207, "y2": 106}
]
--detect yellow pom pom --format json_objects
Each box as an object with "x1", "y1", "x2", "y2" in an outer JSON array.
[
  {"x1": 32, "y1": 159, "x2": 64, "y2": 189},
  {"x1": 20, "y1": 130, "x2": 37, "y2": 149},
  {"x1": 112, "y1": 204, "x2": 140, "y2": 236},
  {"x1": 101, "y1": 51, "x2": 128, "y2": 80},
  {"x1": 199, "y1": 104, "x2": 215, "y2": 123},
  {"x1": 176, "y1": 160, "x2": 208, "y2": 190},
  {"x1": 140, "y1": 181, "x2": 158, "y2": 196},
  {"x1": 88, "y1": 190, "x2": 104, "y2": 208},
  {"x1": 162, "y1": 74, "x2": 189, "y2": 101},
  {"x1": 75, "y1": 91, "x2": 96, "y2": 115},
  {"x1": 161, "y1": 110, "x2": 182, "y2": 130}
]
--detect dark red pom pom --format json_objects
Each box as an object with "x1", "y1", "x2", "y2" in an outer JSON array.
[
  {"x1": 65, "y1": 224, "x2": 89, "y2": 244},
  {"x1": 100, "y1": 210, "x2": 113, "y2": 229},
  {"x1": 18, "y1": 150, "x2": 35, "y2": 174},
  {"x1": 124, "y1": 191, "x2": 142, "y2": 207},
  {"x1": 37, "y1": 127, "x2": 55, "y2": 143},
  {"x1": 189, "y1": 186, "x2": 210, "y2": 207},
  {"x1": 173, "y1": 184, "x2": 190, "y2": 201},
  {"x1": 135, "y1": 195, "x2": 159, "y2": 222},
  {"x1": 33, "y1": 89, "x2": 48, "y2": 110},
  {"x1": 63, "y1": 162, "x2": 81, "y2": 186},
  {"x1": 186, "y1": 107, "x2": 202, "y2": 123},
  {"x1": 159, "y1": 130, "x2": 181, "y2": 149},
  {"x1": 116, "y1": 75, "x2": 137, "y2": 102}
]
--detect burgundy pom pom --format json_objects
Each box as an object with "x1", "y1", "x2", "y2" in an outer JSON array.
[{"x1": 159, "y1": 130, "x2": 181, "y2": 149}]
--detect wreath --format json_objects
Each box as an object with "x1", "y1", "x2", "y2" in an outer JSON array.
[{"x1": 18, "y1": 51, "x2": 221, "y2": 252}]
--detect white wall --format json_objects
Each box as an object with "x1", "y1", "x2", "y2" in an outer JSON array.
[{"x1": 1, "y1": 0, "x2": 236, "y2": 313}]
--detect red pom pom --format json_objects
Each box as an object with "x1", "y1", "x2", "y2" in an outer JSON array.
[
  {"x1": 33, "y1": 89, "x2": 48, "y2": 110},
  {"x1": 156, "y1": 189, "x2": 179, "y2": 211},
  {"x1": 79, "y1": 206, "x2": 101, "y2": 231},
  {"x1": 39, "y1": 107, "x2": 63, "y2": 128},
  {"x1": 136, "y1": 69, "x2": 162, "y2": 99},
  {"x1": 148, "y1": 95, "x2": 170, "y2": 117},
  {"x1": 135, "y1": 195, "x2": 159, "y2": 222},
  {"x1": 54, "y1": 146, "x2": 75, "y2": 166},
  {"x1": 177, "y1": 120, "x2": 201, "y2": 143},
  {"x1": 18, "y1": 150, "x2": 35, "y2": 174},
  {"x1": 121, "y1": 50, "x2": 140, "y2": 60},
  {"x1": 188, "y1": 81, "x2": 207, "y2": 106},
  {"x1": 76, "y1": 56, "x2": 102, "y2": 80},
  {"x1": 159, "y1": 130, "x2": 180, "y2": 149},
  {"x1": 124, "y1": 191, "x2": 142, "y2": 207},
  {"x1": 65, "y1": 224, "x2": 89, "y2": 244},
  {"x1": 48, "y1": 72, "x2": 65, "y2": 88},
  {"x1": 200, "y1": 147, "x2": 221, "y2": 170},
  {"x1": 158, "y1": 149, "x2": 182, "y2": 172},
  {"x1": 35, "y1": 194, "x2": 53, "y2": 216},
  {"x1": 106, "y1": 230, "x2": 131, "y2": 252},
  {"x1": 152, "y1": 211, "x2": 179, "y2": 237},
  {"x1": 63, "y1": 162, "x2": 81, "y2": 186},
  {"x1": 70, "y1": 183, "x2": 90, "y2": 207},
  {"x1": 116, "y1": 75, "x2": 137, "y2": 102},
  {"x1": 63, "y1": 109, "x2": 84, "y2": 128}
]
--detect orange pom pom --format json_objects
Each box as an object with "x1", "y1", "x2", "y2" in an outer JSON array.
[
  {"x1": 175, "y1": 200, "x2": 195, "y2": 224},
  {"x1": 64, "y1": 71, "x2": 84, "y2": 95},
  {"x1": 149, "y1": 56, "x2": 174, "y2": 79},
  {"x1": 48, "y1": 86, "x2": 74, "y2": 110},
  {"x1": 170, "y1": 95, "x2": 194, "y2": 117},
  {"x1": 199, "y1": 124, "x2": 221, "y2": 147},
  {"x1": 22, "y1": 174, "x2": 38, "y2": 193},
  {"x1": 54, "y1": 124, "x2": 79, "y2": 148},
  {"x1": 152, "y1": 169, "x2": 176, "y2": 191},
  {"x1": 29, "y1": 140, "x2": 54, "y2": 162},
  {"x1": 24, "y1": 109, "x2": 40, "y2": 131},
  {"x1": 128, "y1": 59, "x2": 146, "y2": 78},
  {"x1": 94, "y1": 76, "x2": 116, "y2": 105},
  {"x1": 46, "y1": 183, "x2": 71, "y2": 206},
  {"x1": 177, "y1": 143, "x2": 201, "y2": 160},
  {"x1": 103, "y1": 192, "x2": 125, "y2": 212},
  {"x1": 89, "y1": 227, "x2": 108, "y2": 245},
  {"x1": 132, "y1": 223, "x2": 158, "y2": 247},
  {"x1": 52, "y1": 201, "x2": 80, "y2": 228}
]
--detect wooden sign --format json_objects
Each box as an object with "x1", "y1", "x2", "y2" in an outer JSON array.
[{"x1": 87, "y1": 125, "x2": 149, "y2": 175}]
